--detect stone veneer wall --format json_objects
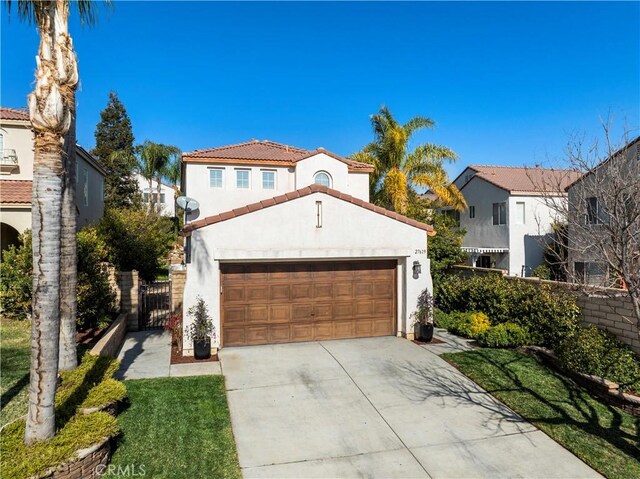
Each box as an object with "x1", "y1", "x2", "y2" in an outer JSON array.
[
  {"x1": 450, "y1": 266, "x2": 640, "y2": 354},
  {"x1": 170, "y1": 269, "x2": 186, "y2": 315},
  {"x1": 106, "y1": 266, "x2": 139, "y2": 331}
]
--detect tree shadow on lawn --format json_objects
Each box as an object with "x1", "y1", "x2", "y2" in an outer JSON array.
[{"x1": 437, "y1": 351, "x2": 640, "y2": 458}]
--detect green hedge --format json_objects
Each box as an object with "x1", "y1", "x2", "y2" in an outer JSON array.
[
  {"x1": 556, "y1": 326, "x2": 640, "y2": 391},
  {"x1": 435, "y1": 273, "x2": 580, "y2": 348},
  {"x1": 479, "y1": 323, "x2": 531, "y2": 348}
]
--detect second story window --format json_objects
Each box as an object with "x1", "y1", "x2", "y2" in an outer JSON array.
[
  {"x1": 469, "y1": 206, "x2": 475, "y2": 219},
  {"x1": 81, "y1": 167, "x2": 89, "y2": 206},
  {"x1": 209, "y1": 169, "x2": 223, "y2": 188},
  {"x1": 262, "y1": 170, "x2": 275, "y2": 190},
  {"x1": 586, "y1": 197, "x2": 605, "y2": 225},
  {"x1": 236, "y1": 169, "x2": 250, "y2": 189},
  {"x1": 314, "y1": 171, "x2": 332, "y2": 187},
  {"x1": 492, "y1": 202, "x2": 506, "y2": 225}
]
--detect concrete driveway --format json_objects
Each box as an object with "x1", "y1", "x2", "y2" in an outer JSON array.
[{"x1": 220, "y1": 336, "x2": 600, "y2": 479}]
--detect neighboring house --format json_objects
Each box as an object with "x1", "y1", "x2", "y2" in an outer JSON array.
[
  {"x1": 565, "y1": 136, "x2": 640, "y2": 287},
  {"x1": 0, "y1": 107, "x2": 106, "y2": 253},
  {"x1": 134, "y1": 172, "x2": 177, "y2": 217},
  {"x1": 447, "y1": 165, "x2": 581, "y2": 276},
  {"x1": 180, "y1": 140, "x2": 434, "y2": 353}
]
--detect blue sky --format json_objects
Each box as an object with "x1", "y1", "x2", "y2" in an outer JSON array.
[{"x1": 2, "y1": 1, "x2": 639, "y2": 180}]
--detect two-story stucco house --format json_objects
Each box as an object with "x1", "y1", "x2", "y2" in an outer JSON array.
[
  {"x1": 448, "y1": 165, "x2": 581, "y2": 276},
  {"x1": 0, "y1": 107, "x2": 106, "y2": 252},
  {"x1": 180, "y1": 140, "x2": 435, "y2": 353},
  {"x1": 134, "y1": 173, "x2": 177, "y2": 217},
  {"x1": 565, "y1": 136, "x2": 640, "y2": 287}
]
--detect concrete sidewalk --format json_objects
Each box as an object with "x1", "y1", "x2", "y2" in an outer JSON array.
[
  {"x1": 220, "y1": 337, "x2": 601, "y2": 479},
  {"x1": 115, "y1": 330, "x2": 221, "y2": 380}
]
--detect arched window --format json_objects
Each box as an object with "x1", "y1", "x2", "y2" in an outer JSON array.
[{"x1": 313, "y1": 171, "x2": 332, "y2": 187}]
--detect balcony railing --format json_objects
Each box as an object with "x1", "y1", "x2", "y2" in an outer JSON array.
[{"x1": 0, "y1": 149, "x2": 19, "y2": 174}]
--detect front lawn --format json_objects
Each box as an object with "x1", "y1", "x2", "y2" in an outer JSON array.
[
  {"x1": 442, "y1": 349, "x2": 640, "y2": 479},
  {"x1": 107, "y1": 376, "x2": 241, "y2": 479},
  {"x1": 1, "y1": 319, "x2": 31, "y2": 426}
]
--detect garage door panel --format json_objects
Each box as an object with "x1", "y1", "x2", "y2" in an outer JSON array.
[
  {"x1": 291, "y1": 324, "x2": 313, "y2": 342},
  {"x1": 269, "y1": 325, "x2": 291, "y2": 343},
  {"x1": 220, "y1": 261, "x2": 395, "y2": 347},
  {"x1": 270, "y1": 284, "x2": 290, "y2": 300},
  {"x1": 223, "y1": 286, "x2": 245, "y2": 302},
  {"x1": 224, "y1": 306, "x2": 246, "y2": 323},
  {"x1": 269, "y1": 304, "x2": 291, "y2": 323},
  {"x1": 291, "y1": 284, "x2": 312, "y2": 300}
]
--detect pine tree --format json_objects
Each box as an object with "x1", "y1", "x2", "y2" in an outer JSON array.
[{"x1": 93, "y1": 92, "x2": 139, "y2": 208}]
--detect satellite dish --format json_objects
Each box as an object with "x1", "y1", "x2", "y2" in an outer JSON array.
[{"x1": 176, "y1": 196, "x2": 200, "y2": 212}]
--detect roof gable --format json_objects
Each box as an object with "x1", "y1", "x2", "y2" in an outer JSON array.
[
  {"x1": 182, "y1": 184, "x2": 434, "y2": 235},
  {"x1": 182, "y1": 139, "x2": 374, "y2": 173},
  {"x1": 459, "y1": 165, "x2": 582, "y2": 195}
]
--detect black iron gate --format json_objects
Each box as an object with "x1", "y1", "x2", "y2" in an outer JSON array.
[{"x1": 139, "y1": 280, "x2": 172, "y2": 330}]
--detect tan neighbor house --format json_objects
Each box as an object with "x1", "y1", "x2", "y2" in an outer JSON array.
[{"x1": 0, "y1": 107, "x2": 106, "y2": 253}]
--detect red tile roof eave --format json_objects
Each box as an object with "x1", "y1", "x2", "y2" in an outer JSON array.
[{"x1": 181, "y1": 184, "x2": 435, "y2": 236}]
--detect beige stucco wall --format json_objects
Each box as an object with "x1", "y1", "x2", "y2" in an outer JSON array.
[
  {"x1": 0, "y1": 122, "x2": 34, "y2": 179},
  {"x1": 182, "y1": 191, "x2": 432, "y2": 353}
]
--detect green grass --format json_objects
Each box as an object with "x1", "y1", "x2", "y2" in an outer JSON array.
[
  {"x1": 1, "y1": 319, "x2": 31, "y2": 426},
  {"x1": 442, "y1": 349, "x2": 640, "y2": 479},
  {"x1": 108, "y1": 376, "x2": 241, "y2": 479}
]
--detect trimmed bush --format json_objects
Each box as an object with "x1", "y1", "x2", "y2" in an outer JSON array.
[
  {"x1": 435, "y1": 273, "x2": 580, "y2": 348},
  {"x1": 0, "y1": 231, "x2": 32, "y2": 320},
  {"x1": 434, "y1": 311, "x2": 489, "y2": 340},
  {"x1": 468, "y1": 312, "x2": 491, "y2": 338},
  {"x1": 0, "y1": 411, "x2": 119, "y2": 479},
  {"x1": 556, "y1": 326, "x2": 640, "y2": 391},
  {"x1": 479, "y1": 323, "x2": 531, "y2": 348}
]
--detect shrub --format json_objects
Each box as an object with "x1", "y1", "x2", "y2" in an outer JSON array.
[
  {"x1": 0, "y1": 412, "x2": 119, "y2": 479},
  {"x1": 532, "y1": 264, "x2": 551, "y2": 280},
  {"x1": 434, "y1": 310, "x2": 465, "y2": 330},
  {"x1": 165, "y1": 314, "x2": 183, "y2": 352},
  {"x1": 77, "y1": 227, "x2": 116, "y2": 330},
  {"x1": 479, "y1": 323, "x2": 531, "y2": 348},
  {"x1": 97, "y1": 207, "x2": 175, "y2": 281},
  {"x1": 0, "y1": 231, "x2": 32, "y2": 320},
  {"x1": 434, "y1": 273, "x2": 580, "y2": 348},
  {"x1": 468, "y1": 312, "x2": 491, "y2": 338},
  {"x1": 0, "y1": 230, "x2": 116, "y2": 329},
  {"x1": 187, "y1": 296, "x2": 215, "y2": 343},
  {"x1": 556, "y1": 326, "x2": 640, "y2": 391},
  {"x1": 434, "y1": 311, "x2": 488, "y2": 340}
]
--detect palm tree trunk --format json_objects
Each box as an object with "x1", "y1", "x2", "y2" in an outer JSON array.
[
  {"x1": 27, "y1": 130, "x2": 64, "y2": 443},
  {"x1": 148, "y1": 177, "x2": 154, "y2": 213},
  {"x1": 156, "y1": 175, "x2": 162, "y2": 214},
  {"x1": 25, "y1": 0, "x2": 76, "y2": 444},
  {"x1": 59, "y1": 99, "x2": 78, "y2": 372}
]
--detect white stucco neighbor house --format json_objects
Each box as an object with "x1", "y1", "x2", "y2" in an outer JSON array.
[
  {"x1": 0, "y1": 107, "x2": 106, "y2": 253},
  {"x1": 179, "y1": 140, "x2": 435, "y2": 353},
  {"x1": 447, "y1": 165, "x2": 581, "y2": 276},
  {"x1": 134, "y1": 172, "x2": 177, "y2": 217}
]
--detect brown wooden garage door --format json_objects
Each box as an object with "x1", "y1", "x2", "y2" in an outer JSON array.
[{"x1": 220, "y1": 260, "x2": 396, "y2": 347}]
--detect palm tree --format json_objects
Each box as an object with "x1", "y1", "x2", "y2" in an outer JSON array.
[
  {"x1": 136, "y1": 141, "x2": 180, "y2": 213},
  {"x1": 6, "y1": 0, "x2": 104, "y2": 444},
  {"x1": 350, "y1": 106, "x2": 466, "y2": 214}
]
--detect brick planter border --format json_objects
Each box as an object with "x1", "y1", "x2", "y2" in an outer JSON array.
[
  {"x1": 35, "y1": 437, "x2": 111, "y2": 479},
  {"x1": 519, "y1": 346, "x2": 640, "y2": 417}
]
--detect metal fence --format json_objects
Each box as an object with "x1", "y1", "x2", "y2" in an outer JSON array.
[{"x1": 138, "y1": 280, "x2": 172, "y2": 330}]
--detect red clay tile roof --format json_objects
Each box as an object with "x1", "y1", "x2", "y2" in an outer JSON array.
[
  {"x1": 182, "y1": 184, "x2": 435, "y2": 235},
  {"x1": 463, "y1": 165, "x2": 583, "y2": 194},
  {"x1": 0, "y1": 107, "x2": 30, "y2": 122},
  {"x1": 183, "y1": 140, "x2": 374, "y2": 172},
  {"x1": 0, "y1": 180, "x2": 32, "y2": 204}
]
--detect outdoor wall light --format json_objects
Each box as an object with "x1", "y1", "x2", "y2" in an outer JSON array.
[{"x1": 412, "y1": 260, "x2": 422, "y2": 279}]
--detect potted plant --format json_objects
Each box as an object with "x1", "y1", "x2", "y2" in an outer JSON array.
[
  {"x1": 187, "y1": 296, "x2": 215, "y2": 359},
  {"x1": 413, "y1": 289, "x2": 434, "y2": 342}
]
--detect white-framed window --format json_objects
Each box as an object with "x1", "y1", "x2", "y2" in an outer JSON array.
[
  {"x1": 515, "y1": 202, "x2": 525, "y2": 225},
  {"x1": 209, "y1": 168, "x2": 223, "y2": 188},
  {"x1": 82, "y1": 167, "x2": 89, "y2": 206},
  {"x1": 143, "y1": 190, "x2": 166, "y2": 204},
  {"x1": 492, "y1": 202, "x2": 506, "y2": 225},
  {"x1": 262, "y1": 170, "x2": 276, "y2": 190},
  {"x1": 469, "y1": 206, "x2": 475, "y2": 219},
  {"x1": 236, "y1": 169, "x2": 250, "y2": 189},
  {"x1": 314, "y1": 171, "x2": 332, "y2": 187}
]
